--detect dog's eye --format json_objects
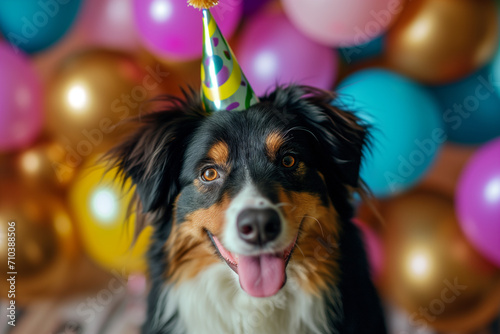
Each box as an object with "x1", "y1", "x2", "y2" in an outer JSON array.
[
  {"x1": 282, "y1": 155, "x2": 296, "y2": 168},
  {"x1": 202, "y1": 168, "x2": 219, "y2": 182}
]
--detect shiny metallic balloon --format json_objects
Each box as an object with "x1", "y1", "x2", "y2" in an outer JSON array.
[
  {"x1": 7, "y1": 138, "x2": 78, "y2": 191},
  {"x1": 370, "y1": 190, "x2": 500, "y2": 332},
  {"x1": 45, "y1": 49, "x2": 168, "y2": 159},
  {"x1": 385, "y1": 0, "x2": 499, "y2": 83},
  {"x1": 0, "y1": 178, "x2": 79, "y2": 302}
]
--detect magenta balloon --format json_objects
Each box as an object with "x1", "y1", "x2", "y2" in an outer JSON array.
[
  {"x1": 0, "y1": 43, "x2": 43, "y2": 152},
  {"x1": 281, "y1": 0, "x2": 400, "y2": 47},
  {"x1": 237, "y1": 12, "x2": 337, "y2": 96},
  {"x1": 133, "y1": 0, "x2": 242, "y2": 60},
  {"x1": 457, "y1": 137, "x2": 500, "y2": 267}
]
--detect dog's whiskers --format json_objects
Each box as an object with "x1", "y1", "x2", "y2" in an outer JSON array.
[
  {"x1": 295, "y1": 244, "x2": 306, "y2": 258},
  {"x1": 276, "y1": 202, "x2": 296, "y2": 211},
  {"x1": 301, "y1": 215, "x2": 325, "y2": 238},
  {"x1": 284, "y1": 126, "x2": 319, "y2": 143}
]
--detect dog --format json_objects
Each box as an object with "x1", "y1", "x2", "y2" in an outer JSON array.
[{"x1": 108, "y1": 85, "x2": 387, "y2": 334}]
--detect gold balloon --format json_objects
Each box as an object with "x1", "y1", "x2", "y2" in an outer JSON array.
[
  {"x1": 0, "y1": 178, "x2": 79, "y2": 302},
  {"x1": 373, "y1": 190, "x2": 500, "y2": 332},
  {"x1": 385, "y1": 0, "x2": 499, "y2": 84},
  {"x1": 6, "y1": 137, "x2": 77, "y2": 191},
  {"x1": 46, "y1": 49, "x2": 168, "y2": 162}
]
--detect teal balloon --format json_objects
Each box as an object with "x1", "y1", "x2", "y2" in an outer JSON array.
[
  {"x1": 430, "y1": 63, "x2": 500, "y2": 145},
  {"x1": 0, "y1": 0, "x2": 83, "y2": 53},
  {"x1": 335, "y1": 69, "x2": 443, "y2": 198}
]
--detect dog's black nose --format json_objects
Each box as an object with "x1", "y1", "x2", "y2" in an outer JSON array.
[{"x1": 237, "y1": 208, "x2": 281, "y2": 245}]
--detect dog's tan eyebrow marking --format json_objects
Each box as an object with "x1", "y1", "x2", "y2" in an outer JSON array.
[
  {"x1": 317, "y1": 171, "x2": 326, "y2": 184},
  {"x1": 266, "y1": 131, "x2": 285, "y2": 160},
  {"x1": 207, "y1": 141, "x2": 229, "y2": 165}
]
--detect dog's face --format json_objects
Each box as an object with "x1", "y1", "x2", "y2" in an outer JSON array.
[
  {"x1": 110, "y1": 86, "x2": 367, "y2": 298},
  {"x1": 173, "y1": 109, "x2": 341, "y2": 298}
]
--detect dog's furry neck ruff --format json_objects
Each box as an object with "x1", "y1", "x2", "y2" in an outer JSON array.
[{"x1": 151, "y1": 263, "x2": 341, "y2": 334}]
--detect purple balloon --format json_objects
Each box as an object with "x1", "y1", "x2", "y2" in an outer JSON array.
[
  {"x1": 0, "y1": 43, "x2": 43, "y2": 152},
  {"x1": 457, "y1": 137, "x2": 500, "y2": 267},
  {"x1": 133, "y1": 0, "x2": 242, "y2": 60},
  {"x1": 237, "y1": 12, "x2": 337, "y2": 96}
]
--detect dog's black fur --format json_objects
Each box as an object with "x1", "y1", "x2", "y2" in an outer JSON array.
[{"x1": 109, "y1": 85, "x2": 387, "y2": 334}]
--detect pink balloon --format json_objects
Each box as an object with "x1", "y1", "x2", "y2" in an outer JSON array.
[
  {"x1": 133, "y1": 0, "x2": 242, "y2": 60},
  {"x1": 237, "y1": 12, "x2": 337, "y2": 96},
  {"x1": 76, "y1": 0, "x2": 140, "y2": 51},
  {"x1": 456, "y1": 137, "x2": 500, "y2": 267},
  {"x1": 281, "y1": 0, "x2": 401, "y2": 47},
  {"x1": 0, "y1": 43, "x2": 43, "y2": 152},
  {"x1": 352, "y1": 218, "x2": 384, "y2": 281}
]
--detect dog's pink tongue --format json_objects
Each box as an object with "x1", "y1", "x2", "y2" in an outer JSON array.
[{"x1": 238, "y1": 254, "x2": 285, "y2": 298}]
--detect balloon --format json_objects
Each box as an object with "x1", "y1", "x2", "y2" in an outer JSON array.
[
  {"x1": 0, "y1": 178, "x2": 79, "y2": 302},
  {"x1": 431, "y1": 65, "x2": 500, "y2": 145},
  {"x1": 457, "y1": 137, "x2": 500, "y2": 267},
  {"x1": 0, "y1": 43, "x2": 43, "y2": 152},
  {"x1": 336, "y1": 69, "x2": 443, "y2": 197},
  {"x1": 237, "y1": 12, "x2": 337, "y2": 96},
  {"x1": 76, "y1": 0, "x2": 140, "y2": 51},
  {"x1": 45, "y1": 49, "x2": 166, "y2": 165},
  {"x1": 0, "y1": 0, "x2": 83, "y2": 53},
  {"x1": 69, "y1": 158, "x2": 151, "y2": 273},
  {"x1": 281, "y1": 0, "x2": 401, "y2": 47},
  {"x1": 385, "y1": 0, "x2": 499, "y2": 84},
  {"x1": 378, "y1": 190, "x2": 500, "y2": 333},
  {"x1": 133, "y1": 0, "x2": 242, "y2": 60},
  {"x1": 6, "y1": 138, "x2": 77, "y2": 191},
  {"x1": 32, "y1": 0, "x2": 140, "y2": 82}
]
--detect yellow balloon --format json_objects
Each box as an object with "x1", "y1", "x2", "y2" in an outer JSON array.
[
  {"x1": 385, "y1": 0, "x2": 499, "y2": 83},
  {"x1": 69, "y1": 157, "x2": 151, "y2": 273}
]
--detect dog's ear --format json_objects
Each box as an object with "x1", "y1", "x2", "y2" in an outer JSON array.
[
  {"x1": 266, "y1": 86, "x2": 368, "y2": 188},
  {"x1": 107, "y1": 93, "x2": 205, "y2": 213}
]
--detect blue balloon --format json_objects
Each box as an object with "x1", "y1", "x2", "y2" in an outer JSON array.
[
  {"x1": 0, "y1": 0, "x2": 82, "y2": 53},
  {"x1": 335, "y1": 69, "x2": 443, "y2": 198},
  {"x1": 431, "y1": 64, "x2": 500, "y2": 145},
  {"x1": 339, "y1": 35, "x2": 384, "y2": 65}
]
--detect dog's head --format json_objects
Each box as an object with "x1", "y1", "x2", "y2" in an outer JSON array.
[{"x1": 110, "y1": 86, "x2": 367, "y2": 298}]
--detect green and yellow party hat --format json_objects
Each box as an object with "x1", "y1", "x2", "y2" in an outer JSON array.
[{"x1": 189, "y1": 0, "x2": 259, "y2": 112}]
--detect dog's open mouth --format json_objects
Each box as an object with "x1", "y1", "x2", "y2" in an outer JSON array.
[{"x1": 208, "y1": 232, "x2": 298, "y2": 298}]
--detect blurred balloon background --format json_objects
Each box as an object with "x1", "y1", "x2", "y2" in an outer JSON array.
[{"x1": 0, "y1": 0, "x2": 499, "y2": 333}]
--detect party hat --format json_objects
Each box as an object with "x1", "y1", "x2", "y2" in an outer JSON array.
[{"x1": 189, "y1": 0, "x2": 259, "y2": 112}]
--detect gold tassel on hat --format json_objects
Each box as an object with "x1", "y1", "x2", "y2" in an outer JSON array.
[{"x1": 187, "y1": 0, "x2": 219, "y2": 9}]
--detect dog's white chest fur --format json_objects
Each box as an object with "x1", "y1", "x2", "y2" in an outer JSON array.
[{"x1": 153, "y1": 263, "x2": 330, "y2": 334}]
